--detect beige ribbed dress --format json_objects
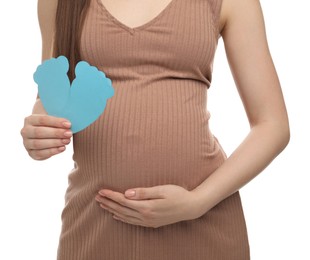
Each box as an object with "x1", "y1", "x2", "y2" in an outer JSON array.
[{"x1": 56, "y1": 0, "x2": 251, "y2": 259}]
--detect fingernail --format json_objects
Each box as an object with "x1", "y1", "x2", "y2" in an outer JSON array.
[
  {"x1": 125, "y1": 190, "x2": 136, "y2": 197},
  {"x1": 99, "y1": 190, "x2": 106, "y2": 196},
  {"x1": 63, "y1": 121, "x2": 71, "y2": 128},
  {"x1": 62, "y1": 139, "x2": 71, "y2": 144},
  {"x1": 58, "y1": 146, "x2": 66, "y2": 152},
  {"x1": 64, "y1": 131, "x2": 72, "y2": 137}
]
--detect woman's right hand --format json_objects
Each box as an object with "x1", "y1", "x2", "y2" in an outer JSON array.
[{"x1": 20, "y1": 114, "x2": 73, "y2": 160}]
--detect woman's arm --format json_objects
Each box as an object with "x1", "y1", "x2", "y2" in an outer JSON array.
[
  {"x1": 94, "y1": 0, "x2": 290, "y2": 228},
  {"x1": 20, "y1": 0, "x2": 72, "y2": 160},
  {"x1": 190, "y1": 0, "x2": 290, "y2": 214},
  {"x1": 33, "y1": 0, "x2": 57, "y2": 114}
]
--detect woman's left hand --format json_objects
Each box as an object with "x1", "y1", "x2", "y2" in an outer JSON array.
[{"x1": 95, "y1": 185, "x2": 204, "y2": 228}]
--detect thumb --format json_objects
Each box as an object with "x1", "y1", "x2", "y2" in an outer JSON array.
[{"x1": 124, "y1": 186, "x2": 165, "y2": 200}]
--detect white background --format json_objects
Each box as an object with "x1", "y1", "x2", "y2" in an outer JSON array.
[{"x1": 0, "y1": 0, "x2": 309, "y2": 259}]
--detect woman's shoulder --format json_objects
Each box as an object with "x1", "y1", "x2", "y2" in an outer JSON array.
[
  {"x1": 37, "y1": 0, "x2": 58, "y2": 60},
  {"x1": 218, "y1": 0, "x2": 264, "y2": 36}
]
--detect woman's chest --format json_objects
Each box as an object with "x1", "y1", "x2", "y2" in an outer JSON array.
[
  {"x1": 81, "y1": 0, "x2": 218, "y2": 81},
  {"x1": 98, "y1": 0, "x2": 175, "y2": 30}
]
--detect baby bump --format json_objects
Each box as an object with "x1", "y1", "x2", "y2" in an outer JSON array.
[
  {"x1": 69, "y1": 85, "x2": 225, "y2": 193},
  {"x1": 71, "y1": 115, "x2": 224, "y2": 195}
]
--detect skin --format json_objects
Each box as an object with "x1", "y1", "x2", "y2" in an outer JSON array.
[
  {"x1": 21, "y1": 0, "x2": 290, "y2": 228},
  {"x1": 20, "y1": 0, "x2": 72, "y2": 160}
]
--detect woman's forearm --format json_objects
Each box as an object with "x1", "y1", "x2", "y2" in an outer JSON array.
[{"x1": 192, "y1": 121, "x2": 290, "y2": 216}]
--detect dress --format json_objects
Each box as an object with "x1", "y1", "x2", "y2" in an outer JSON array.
[{"x1": 56, "y1": 0, "x2": 250, "y2": 259}]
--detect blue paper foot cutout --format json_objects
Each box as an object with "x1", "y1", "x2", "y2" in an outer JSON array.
[{"x1": 33, "y1": 56, "x2": 114, "y2": 133}]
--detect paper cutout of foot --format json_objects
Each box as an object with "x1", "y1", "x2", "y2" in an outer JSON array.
[{"x1": 33, "y1": 56, "x2": 115, "y2": 133}]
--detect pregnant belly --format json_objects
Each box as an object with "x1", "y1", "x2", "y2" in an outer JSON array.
[{"x1": 68, "y1": 85, "x2": 226, "y2": 194}]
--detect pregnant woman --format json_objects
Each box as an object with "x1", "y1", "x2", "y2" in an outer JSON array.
[{"x1": 21, "y1": 0, "x2": 290, "y2": 259}]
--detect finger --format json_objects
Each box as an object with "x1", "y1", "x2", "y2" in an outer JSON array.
[
  {"x1": 96, "y1": 197, "x2": 141, "y2": 219},
  {"x1": 28, "y1": 146, "x2": 66, "y2": 160},
  {"x1": 26, "y1": 126, "x2": 73, "y2": 139},
  {"x1": 25, "y1": 114, "x2": 71, "y2": 128},
  {"x1": 98, "y1": 190, "x2": 144, "y2": 211},
  {"x1": 124, "y1": 186, "x2": 166, "y2": 200},
  {"x1": 112, "y1": 214, "x2": 147, "y2": 227},
  {"x1": 113, "y1": 214, "x2": 157, "y2": 228},
  {"x1": 24, "y1": 138, "x2": 71, "y2": 150}
]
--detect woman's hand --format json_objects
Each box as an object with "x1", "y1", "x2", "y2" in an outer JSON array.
[
  {"x1": 20, "y1": 114, "x2": 72, "y2": 160},
  {"x1": 95, "y1": 184, "x2": 204, "y2": 228}
]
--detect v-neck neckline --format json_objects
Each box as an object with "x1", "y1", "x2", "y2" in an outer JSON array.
[{"x1": 96, "y1": 0, "x2": 177, "y2": 34}]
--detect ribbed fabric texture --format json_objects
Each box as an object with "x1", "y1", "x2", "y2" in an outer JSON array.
[{"x1": 56, "y1": 0, "x2": 250, "y2": 259}]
